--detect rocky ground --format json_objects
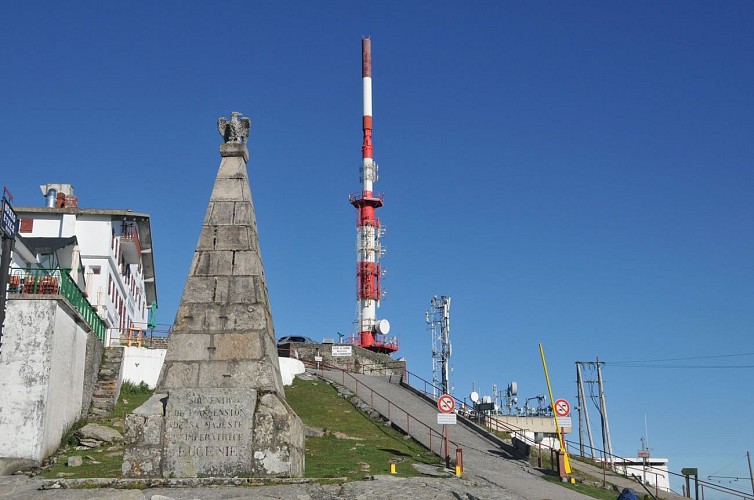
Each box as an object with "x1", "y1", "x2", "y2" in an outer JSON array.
[{"x1": 0, "y1": 473, "x2": 535, "y2": 499}]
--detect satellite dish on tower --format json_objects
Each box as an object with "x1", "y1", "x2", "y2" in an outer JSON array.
[
  {"x1": 507, "y1": 382, "x2": 518, "y2": 396},
  {"x1": 470, "y1": 391, "x2": 479, "y2": 403},
  {"x1": 375, "y1": 319, "x2": 390, "y2": 334}
]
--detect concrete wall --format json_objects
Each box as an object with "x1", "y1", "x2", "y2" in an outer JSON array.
[
  {"x1": 121, "y1": 348, "x2": 304, "y2": 389},
  {"x1": 0, "y1": 297, "x2": 103, "y2": 463},
  {"x1": 280, "y1": 342, "x2": 405, "y2": 377},
  {"x1": 279, "y1": 357, "x2": 305, "y2": 386},
  {"x1": 488, "y1": 414, "x2": 571, "y2": 434},
  {"x1": 121, "y1": 347, "x2": 166, "y2": 389}
]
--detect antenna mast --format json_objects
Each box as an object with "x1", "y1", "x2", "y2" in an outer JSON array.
[
  {"x1": 426, "y1": 295, "x2": 451, "y2": 397},
  {"x1": 349, "y1": 37, "x2": 397, "y2": 354}
]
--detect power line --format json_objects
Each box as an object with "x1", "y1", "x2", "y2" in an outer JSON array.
[
  {"x1": 608, "y1": 352, "x2": 754, "y2": 364},
  {"x1": 609, "y1": 364, "x2": 754, "y2": 369}
]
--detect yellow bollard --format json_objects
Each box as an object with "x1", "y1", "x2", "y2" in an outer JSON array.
[
  {"x1": 455, "y1": 465, "x2": 461, "y2": 477},
  {"x1": 390, "y1": 463, "x2": 396, "y2": 474}
]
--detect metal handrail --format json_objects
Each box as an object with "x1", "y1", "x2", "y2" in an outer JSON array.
[
  {"x1": 303, "y1": 359, "x2": 461, "y2": 460},
  {"x1": 9, "y1": 268, "x2": 106, "y2": 344},
  {"x1": 564, "y1": 438, "x2": 754, "y2": 499}
]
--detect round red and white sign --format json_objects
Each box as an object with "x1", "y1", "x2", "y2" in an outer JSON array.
[
  {"x1": 554, "y1": 398, "x2": 570, "y2": 417},
  {"x1": 437, "y1": 394, "x2": 455, "y2": 414}
]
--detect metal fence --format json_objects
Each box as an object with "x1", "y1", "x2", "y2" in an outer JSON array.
[{"x1": 9, "y1": 268, "x2": 107, "y2": 344}]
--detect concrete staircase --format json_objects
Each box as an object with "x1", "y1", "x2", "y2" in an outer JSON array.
[{"x1": 88, "y1": 347, "x2": 124, "y2": 418}]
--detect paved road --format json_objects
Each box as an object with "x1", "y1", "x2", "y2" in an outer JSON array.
[
  {"x1": 318, "y1": 370, "x2": 592, "y2": 500},
  {"x1": 0, "y1": 474, "x2": 549, "y2": 499}
]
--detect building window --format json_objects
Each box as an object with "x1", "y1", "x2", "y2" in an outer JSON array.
[
  {"x1": 19, "y1": 219, "x2": 33, "y2": 233},
  {"x1": 91, "y1": 266, "x2": 101, "y2": 275}
]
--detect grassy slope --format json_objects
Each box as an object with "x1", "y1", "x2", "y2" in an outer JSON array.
[{"x1": 285, "y1": 377, "x2": 439, "y2": 480}]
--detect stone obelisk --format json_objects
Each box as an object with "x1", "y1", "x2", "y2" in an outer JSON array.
[{"x1": 123, "y1": 112, "x2": 304, "y2": 478}]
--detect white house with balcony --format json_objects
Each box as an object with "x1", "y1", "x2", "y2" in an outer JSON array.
[
  {"x1": 13, "y1": 184, "x2": 158, "y2": 346},
  {"x1": 0, "y1": 184, "x2": 162, "y2": 467}
]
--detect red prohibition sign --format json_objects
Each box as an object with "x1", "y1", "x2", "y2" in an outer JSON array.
[
  {"x1": 554, "y1": 399, "x2": 570, "y2": 417},
  {"x1": 437, "y1": 394, "x2": 455, "y2": 414}
]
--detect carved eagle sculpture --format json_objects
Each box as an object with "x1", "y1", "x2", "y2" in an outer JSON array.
[{"x1": 218, "y1": 111, "x2": 251, "y2": 144}]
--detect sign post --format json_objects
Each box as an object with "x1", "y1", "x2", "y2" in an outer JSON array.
[
  {"x1": 539, "y1": 343, "x2": 572, "y2": 477},
  {"x1": 0, "y1": 187, "x2": 18, "y2": 353},
  {"x1": 437, "y1": 394, "x2": 455, "y2": 468}
]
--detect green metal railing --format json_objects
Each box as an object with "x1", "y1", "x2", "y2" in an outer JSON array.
[{"x1": 9, "y1": 268, "x2": 107, "y2": 344}]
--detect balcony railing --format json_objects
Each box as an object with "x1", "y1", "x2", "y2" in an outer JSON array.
[
  {"x1": 9, "y1": 268, "x2": 107, "y2": 344},
  {"x1": 119, "y1": 224, "x2": 142, "y2": 264}
]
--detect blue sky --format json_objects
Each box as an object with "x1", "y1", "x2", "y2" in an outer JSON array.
[{"x1": 2, "y1": 2, "x2": 753, "y2": 495}]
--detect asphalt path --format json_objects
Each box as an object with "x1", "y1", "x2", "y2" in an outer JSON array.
[{"x1": 317, "y1": 370, "x2": 592, "y2": 500}]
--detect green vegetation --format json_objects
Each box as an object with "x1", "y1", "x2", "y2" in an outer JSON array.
[
  {"x1": 528, "y1": 449, "x2": 627, "y2": 500},
  {"x1": 111, "y1": 381, "x2": 153, "y2": 420},
  {"x1": 38, "y1": 375, "x2": 626, "y2": 499},
  {"x1": 285, "y1": 378, "x2": 439, "y2": 481},
  {"x1": 541, "y1": 475, "x2": 618, "y2": 500},
  {"x1": 41, "y1": 381, "x2": 154, "y2": 478}
]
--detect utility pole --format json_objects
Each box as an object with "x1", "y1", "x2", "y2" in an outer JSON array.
[
  {"x1": 576, "y1": 361, "x2": 597, "y2": 459},
  {"x1": 596, "y1": 358, "x2": 614, "y2": 463},
  {"x1": 576, "y1": 363, "x2": 585, "y2": 457},
  {"x1": 748, "y1": 450, "x2": 754, "y2": 497}
]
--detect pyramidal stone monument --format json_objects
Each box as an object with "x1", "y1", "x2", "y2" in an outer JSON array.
[{"x1": 123, "y1": 112, "x2": 304, "y2": 478}]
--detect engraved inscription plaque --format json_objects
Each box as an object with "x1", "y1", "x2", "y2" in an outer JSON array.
[{"x1": 164, "y1": 388, "x2": 256, "y2": 477}]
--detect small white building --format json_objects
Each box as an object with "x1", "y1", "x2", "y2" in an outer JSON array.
[
  {"x1": 613, "y1": 457, "x2": 671, "y2": 493},
  {"x1": 13, "y1": 184, "x2": 158, "y2": 346}
]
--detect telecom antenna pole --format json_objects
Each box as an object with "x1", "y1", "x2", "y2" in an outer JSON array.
[
  {"x1": 748, "y1": 450, "x2": 754, "y2": 497},
  {"x1": 426, "y1": 295, "x2": 451, "y2": 397},
  {"x1": 596, "y1": 358, "x2": 614, "y2": 463}
]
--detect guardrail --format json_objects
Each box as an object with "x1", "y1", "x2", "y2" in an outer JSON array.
[{"x1": 9, "y1": 268, "x2": 106, "y2": 344}]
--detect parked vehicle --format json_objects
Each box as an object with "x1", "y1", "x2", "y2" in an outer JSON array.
[{"x1": 277, "y1": 335, "x2": 315, "y2": 345}]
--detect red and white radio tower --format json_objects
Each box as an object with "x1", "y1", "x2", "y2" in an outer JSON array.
[{"x1": 349, "y1": 37, "x2": 397, "y2": 354}]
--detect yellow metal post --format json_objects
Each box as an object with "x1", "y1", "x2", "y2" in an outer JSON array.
[{"x1": 539, "y1": 343, "x2": 572, "y2": 475}]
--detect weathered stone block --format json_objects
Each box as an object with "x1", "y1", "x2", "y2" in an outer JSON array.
[
  {"x1": 232, "y1": 202, "x2": 255, "y2": 225},
  {"x1": 161, "y1": 362, "x2": 199, "y2": 389},
  {"x1": 180, "y1": 277, "x2": 217, "y2": 304},
  {"x1": 205, "y1": 202, "x2": 235, "y2": 225},
  {"x1": 122, "y1": 394, "x2": 165, "y2": 478},
  {"x1": 228, "y1": 277, "x2": 256, "y2": 303},
  {"x1": 192, "y1": 251, "x2": 234, "y2": 277},
  {"x1": 219, "y1": 304, "x2": 268, "y2": 331},
  {"x1": 251, "y1": 393, "x2": 305, "y2": 477},
  {"x1": 163, "y1": 388, "x2": 256, "y2": 478},
  {"x1": 211, "y1": 178, "x2": 248, "y2": 202},
  {"x1": 219, "y1": 143, "x2": 248, "y2": 161},
  {"x1": 163, "y1": 334, "x2": 211, "y2": 362},
  {"x1": 232, "y1": 251, "x2": 261, "y2": 276},
  {"x1": 197, "y1": 361, "x2": 276, "y2": 390},
  {"x1": 213, "y1": 227, "x2": 251, "y2": 251},
  {"x1": 211, "y1": 333, "x2": 262, "y2": 360}
]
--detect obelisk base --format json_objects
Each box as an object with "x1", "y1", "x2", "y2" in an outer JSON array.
[{"x1": 123, "y1": 389, "x2": 304, "y2": 478}]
